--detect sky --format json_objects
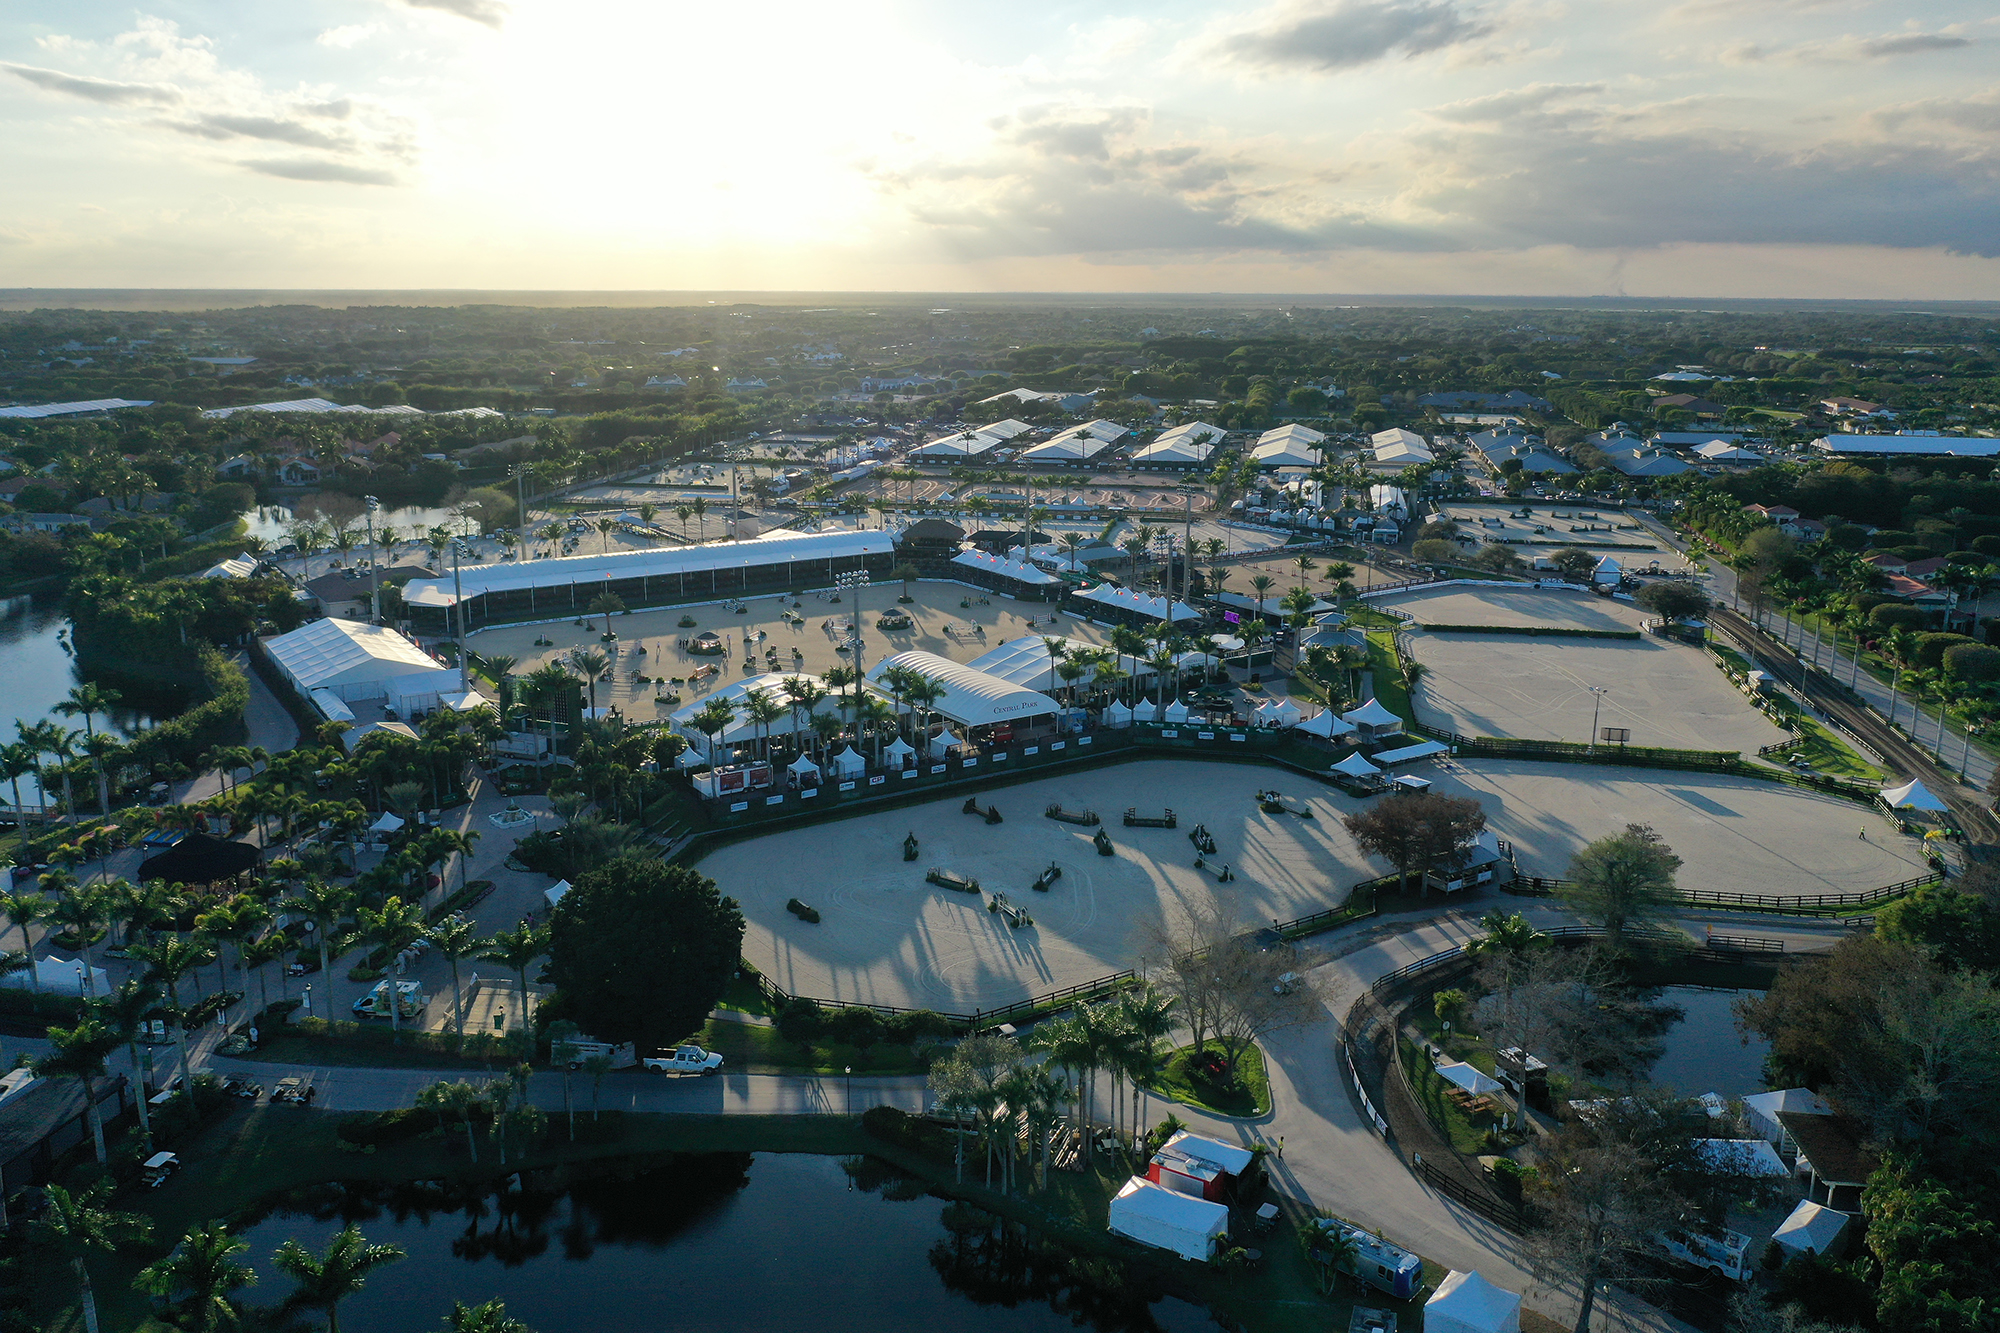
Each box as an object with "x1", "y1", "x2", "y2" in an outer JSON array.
[{"x1": 1, "y1": 1, "x2": 1998, "y2": 298}]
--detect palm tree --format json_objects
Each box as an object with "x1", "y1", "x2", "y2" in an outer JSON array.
[
  {"x1": 272, "y1": 1226, "x2": 406, "y2": 1333},
  {"x1": 50, "y1": 884, "x2": 109, "y2": 997},
  {"x1": 567, "y1": 648, "x2": 610, "y2": 715},
  {"x1": 480, "y1": 925, "x2": 549, "y2": 1027},
  {"x1": 39, "y1": 723, "x2": 81, "y2": 822},
  {"x1": 37, "y1": 1018, "x2": 120, "y2": 1162},
  {"x1": 239, "y1": 932, "x2": 288, "y2": 1015},
  {"x1": 55, "y1": 683, "x2": 121, "y2": 747},
  {"x1": 1119, "y1": 982, "x2": 1178, "y2": 1137},
  {"x1": 195, "y1": 896, "x2": 270, "y2": 995},
  {"x1": 0, "y1": 889, "x2": 51, "y2": 991},
  {"x1": 442, "y1": 1298, "x2": 534, "y2": 1333},
  {"x1": 136, "y1": 1221, "x2": 258, "y2": 1333},
  {"x1": 280, "y1": 878, "x2": 353, "y2": 994},
  {"x1": 358, "y1": 897, "x2": 426, "y2": 1038},
  {"x1": 417, "y1": 1079, "x2": 484, "y2": 1162},
  {"x1": 688, "y1": 697, "x2": 736, "y2": 761},
  {"x1": 1039, "y1": 635, "x2": 1067, "y2": 693},
  {"x1": 595, "y1": 517, "x2": 618, "y2": 554},
  {"x1": 35, "y1": 1182, "x2": 151, "y2": 1333},
  {"x1": 0, "y1": 741, "x2": 38, "y2": 829},
  {"x1": 675, "y1": 505, "x2": 693, "y2": 543},
  {"x1": 89, "y1": 978, "x2": 162, "y2": 1148},
  {"x1": 1249, "y1": 574, "x2": 1276, "y2": 620},
  {"x1": 424, "y1": 916, "x2": 489, "y2": 1037},
  {"x1": 132, "y1": 935, "x2": 213, "y2": 1094}
]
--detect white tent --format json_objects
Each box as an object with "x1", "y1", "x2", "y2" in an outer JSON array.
[
  {"x1": 386, "y1": 668, "x2": 464, "y2": 717},
  {"x1": 1742, "y1": 1088, "x2": 1831, "y2": 1147},
  {"x1": 341, "y1": 720, "x2": 419, "y2": 753},
  {"x1": 1070, "y1": 583, "x2": 1200, "y2": 624},
  {"x1": 544, "y1": 879, "x2": 572, "y2": 909},
  {"x1": 1107, "y1": 1177, "x2": 1229, "y2": 1262},
  {"x1": 1131, "y1": 701, "x2": 1160, "y2": 722},
  {"x1": 1330, "y1": 750, "x2": 1381, "y2": 777},
  {"x1": 1881, "y1": 779, "x2": 1948, "y2": 812},
  {"x1": 309, "y1": 689, "x2": 356, "y2": 723},
  {"x1": 265, "y1": 617, "x2": 446, "y2": 701},
  {"x1": 666, "y1": 673, "x2": 841, "y2": 752},
  {"x1": 0, "y1": 955, "x2": 108, "y2": 996},
  {"x1": 369, "y1": 811, "x2": 405, "y2": 835},
  {"x1": 1261, "y1": 698, "x2": 1303, "y2": 726},
  {"x1": 1772, "y1": 1200, "x2": 1848, "y2": 1257},
  {"x1": 1425, "y1": 1270, "x2": 1522, "y2": 1333},
  {"x1": 883, "y1": 736, "x2": 918, "y2": 767},
  {"x1": 1296, "y1": 710, "x2": 1350, "y2": 739},
  {"x1": 1132, "y1": 422, "x2": 1223, "y2": 467},
  {"x1": 1163, "y1": 701, "x2": 1190, "y2": 723},
  {"x1": 439, "y1": 690, "x2": 491, "y2": 713},
  {"x1": 1343, "y1": 698, "x2": 1402, "y2": 731},
  {"x1": 928, "y1": 730, "x2": 965, "y2": 758},
  {"x1": 828, "y1": 746, "x2": 866, "y2": 778},
  {"x1": 1436, "y1": 1061, "x2": 1503, "y2": 1097},
  {"x1": 1102, "y1": 700, "x2": 1133, "y2": 728},
  {"x1": 1693, "y1": 1138, "x2": 1789, "y2": 1178},
  {"x1": 1592, "y1": 555, "x2": 1623, "y2": 585},
  {"x1": 786, "y1": 753, "x2": 822, "y2": 779},
  {"x1": 866, "y1": 651, "x2": 1059, "y2": 728}
]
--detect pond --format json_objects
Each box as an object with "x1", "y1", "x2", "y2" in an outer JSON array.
[
  {"x1": 242, "y1": 502, "x2": 470, "y2": 545},
  {"x1": 1645, "y1": 987, "x2": 1771, "y2": 1099},
  {"x1": 227, "y1": 1154, "x2": 1220, "y2": 1333},
  {"x1": 0, "y1": 596, "x2": 163, "y2": 803}
]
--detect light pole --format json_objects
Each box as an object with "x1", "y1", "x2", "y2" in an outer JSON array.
[
  {"x1": 364, "y1": 495, "x2": 382, "y2": 623},
  {"x1": 844, "y1": 1065, "x2": 852, "y2": 1115},
  {"x1": 302, "y1": 984, "x2": 312, "y2": 1019},
  {"x1": 1586, "y1": 685, "x2": 1609, "y2": 754},
  {"x1": 451, "y1": 539, "x2": 470, "y2": 694},
  {"x1": 837, "y1": 567, "x2": 871, "y2": 680}
]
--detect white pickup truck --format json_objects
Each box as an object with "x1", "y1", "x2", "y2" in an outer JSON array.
[{"x1": 642, "y1": 1044, "x2": 724, "y2": 1075}]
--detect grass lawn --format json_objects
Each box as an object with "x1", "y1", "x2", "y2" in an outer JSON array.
[
  {"x1": 1788, "y1": 717, "x2": 1885, "y2": 782},
  {"x1": 1398, "y1": 1035, "x2": 1500, "y2": 1156},
  {"x1": 690, "y1": 1018, "x2": 929, "y2": 1076},
  {"x1": 1142, "y1": 1042, "x2": 1272, "y2": 1117},
  {"x1": 1363, "y1": 630, "x2": 1413, "y2": 719},
  {"x1": 716, "y1": 971, "x2": 779, "y2": 1018},
  {"x1": 1344, "y1": 605, "x2": 1406, "y2": 629}
]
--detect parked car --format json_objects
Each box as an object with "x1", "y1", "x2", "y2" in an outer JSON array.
[
  {"x1": 219, "y1": 1075, "x2": 260, "y2": 1101},
  {"x1": 271, "y1": 1076, "x2": 316, "y2": 1104},
  {"x1": 642, "y1": 1045, "x2": 724, "y2": 1075},
  {"x1": 1657, "y1": 1227, "x2": 1752, "y2": 1282},
  {"x1": 352, "y1": 979, "x2": 426, "y2": 1021}
]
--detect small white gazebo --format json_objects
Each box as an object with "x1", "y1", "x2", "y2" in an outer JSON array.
[
  {"x1": 1261, "y1": 698, "x2": 1303, "y2": 727},
  {"x1": 1881, "y1": 778, "x2": 1948, "y2": 812},
  {"x1": 1102, "y1": 700, "x2": 1133, "y2": 728},
  {"x1": 786, "y1": 753, "x2": 822, "y2": 783},
  {"x1": 828, "y1": 746, "x2": 866, "y2": 778},
  {"x1": 1163, "y1": 700, "x2": 1191, "y2": 724},
  {"x1": 1330, "y1": 750, "x2": 1381, "y2": 779},
  {"x1": 928, "y1": 729, "x2": 965, "y2": 758},
  {"x1": 882, "y1": 736, "x2": 918, "y2": 768}
]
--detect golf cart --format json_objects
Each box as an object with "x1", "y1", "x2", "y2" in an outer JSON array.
[
  {"x1": 271, "y1": 1076, "x2": 316, "y2": 1105},
  {"x1": 141, "y1": 1152, "x2": 180, "y2": 1189}
]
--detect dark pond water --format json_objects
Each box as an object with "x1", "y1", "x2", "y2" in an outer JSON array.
[
  {"x1": 0, "y1": 595, "x2": 165, "y2": 803},
  {"x1": 1646, "y1": 987, "x2": 1771, "y2": 1098},
  {"x1": 229, "y1": 1153, "x2": 1220, "y2": 1333}
]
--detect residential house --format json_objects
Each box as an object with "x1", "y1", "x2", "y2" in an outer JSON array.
[
  {"x1": 278, "y1": 457, "x2": 322, "y2": 486},
  {"x1": 1744, "y1": 504, "x2": 1801, "y2": 526},
  {"x1": 0, "y1": 512, "x2": 94, "y2": 534},
  {"x1": 1652, "y1": 393, "x2": 1729, "y2": 417},
  {"x1": 1820, "y1": 397, "x2": 1887, "y2": 417},
  {"x1": 217, "y1": 454, "x2": 261, "y2": 478}
]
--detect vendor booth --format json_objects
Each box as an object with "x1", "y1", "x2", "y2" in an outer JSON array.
[{"x1": 1108, "y1": 1177, "x2": 1229, "y2": 1262}]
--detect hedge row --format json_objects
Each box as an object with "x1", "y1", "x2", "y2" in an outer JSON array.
[{"x1": 1417, "y1": 624, "x2": 1642, "y2": 640}]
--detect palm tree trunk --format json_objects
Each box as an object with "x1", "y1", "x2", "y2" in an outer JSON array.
[
  {"x1": 75, "y1": 1259, "x2": 101, "y2": 1333},
  {"x1": 79, "y1": 1075, "x2": 106, "y2": 1162},
  {"x1": 129, "y1": 1040, "x2": 153, "y2": 1145},
  {"x1": 18, "y1": 924, "x2": 39, "y2": 994}
]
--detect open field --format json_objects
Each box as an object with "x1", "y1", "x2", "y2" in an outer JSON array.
[
  {"x1": 700, "y1": 754, "x2": 1922, "y2": 1012},
  {"x1": 1379, "y1": 586, "x2": 1788, "y2": 753}
]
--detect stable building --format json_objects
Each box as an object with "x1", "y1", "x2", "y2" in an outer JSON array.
[
  {"x1": 400, "y1": 529, "x2": 897, "y2": 632},
  {"x1": 948, "y1": 549, "x2": 1066, "y2": 600}
]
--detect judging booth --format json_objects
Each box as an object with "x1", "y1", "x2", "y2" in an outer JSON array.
[{"x1": 1108, "y1": 1177, "x2": 1229, "y2": 1262}]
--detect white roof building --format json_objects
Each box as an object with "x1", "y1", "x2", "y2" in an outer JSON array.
[
  {"x1": 1252, "y1": 423, "x2": 1326, "y2": 467},
  {"x1": 1812, "y1": 434, "x2": 2000, "y2": 458},
  {"x1": 912, "y1": 428, "x2": 1005, "y2": 459},
  {"x1": 200, "y1": 397, "x2": 427, "y2": 420},
  {"x1": 0, "y1": 398, "x2": 154, "y2": 420},
  {"x1": 1372, "y1": 427, "x2": 1435, "y2": 465},
  {"x1": 865, "y1": 651, "x2": 1058, "y2": 728},
  {"x1": 665, "y1": 673, "x2": 841, "y2": 751},
  {"x1": 263, "y1": 617, "x2": 450, "y2": 701},
  {"x1": 965, "y1": 635, "x2": 1204, "y2": 689},
  {"x1": 1132, "y1": 422, "x2": 1223, "y2": 467},
  {"x1": 950, "y1": 549, "x2": 1064, "y2": 586},
  {"x1": 1020, "y1": 420, "x2": 1128, "y2": 461},
  {"x1": 1070, "y1": 583, "x2": 1201, "y2": 624},
  {"x1": 1692, "y1": 440, "x2": 1764, "y2": 463}
]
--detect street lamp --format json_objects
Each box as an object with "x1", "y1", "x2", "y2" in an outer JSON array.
[
  {"x1": 1586, "y1": 685, "x2": 1609, "y2": 754},
  {"x1": 844, "y1": 1065, "x2": 852, "y2": 1115},
  {"x1": 302, "y1": 984, "x2": 312, "y2": 1019},
  {"x1": 363, "y1": 495, "x2": 382, "y2": 623},
  {"x1": 836, "y1": 568, "x2": 871, "y2": 678},
  {"x1": 451, "y1": 538, "x2": 472, "y2": 694}
]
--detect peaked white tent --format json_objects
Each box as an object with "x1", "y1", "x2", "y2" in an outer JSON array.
[
  {"x1": 1772, "y1": 1200, "x2": 1848, "y2": 1258},
  {"x1": 1132, "y1": 422, "x2": 1223, "y2": 467},
  {"x1": 928, "y1": 729, "x2": 965, "y2": 758},
  {"x1": 1296, "y1": 709, "x2": 1350, "y2": 739},
  {"x1": 1108, "y1": 1177, "x2": 1229, "y2": 1262},
  {"x1": 1162, "y1": 701, "x2": 1190, "y2": 723},
  {"x1": 1260, "y1": 698, "x2": 1303, "y2": 727},
  {"x1": 1102, "y1": 700, "x2": 1133, "y2": 728},
  {"x1": 1343, "y1": 698, "x2": 1403, "y2": 735},
  {"x1": 786, "y1": 753, "x2": 822, "y2": 780},
  {"x1": 1436, "y1": 1061, "x2": 1503, "y2": 1096},
  {"x1": 544, "y1": 879, "x2": 572, "y2": 909},
  {"x1": 1330, "y1": 750, "x2": 1380, "y2": 777},
  {"x1": 1425, "y1": 1271, "x2": 1521, "y2": 1333},
  {"x1": 369, "y1": 811, "x2": 405, "y2": 835},
  {"x1": 1592, "y1": 555, "x2": 1623, "y2": 585},
  {"x1": 882, "y1": 736, "x2": 918, "y2": 767},
  {"x1": 265, "y1": 617, "x2": 446, "y2": 701},
  {"x1": 828, "y1": 746, "x2": 867, "y2": 778},
  {"x1": 1881, "y1": 779, "x2": 1948, "y2": 812}
]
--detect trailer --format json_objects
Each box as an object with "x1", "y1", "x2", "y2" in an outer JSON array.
[
  {"x1": 1109, "y1": 1177, "x2": 1229, "y2": 1262},
  {"x1": 1311, "y1": 1219, "x2": 1423, "y2": 1300}
]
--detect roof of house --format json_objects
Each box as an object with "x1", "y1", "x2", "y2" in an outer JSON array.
[{"x1": 1777, "y1": 1112, "x2": 1876, "y2": 1186}]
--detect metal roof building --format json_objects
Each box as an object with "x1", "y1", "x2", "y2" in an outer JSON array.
[
  {"x1": 263, "y1": 617, "x2": 453, "y2": 701},
  {"x1": 0, "y1": 398, "x2": 154, "y2": 420}
]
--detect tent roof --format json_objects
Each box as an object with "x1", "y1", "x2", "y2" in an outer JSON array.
[
  {"x1": 951, "y1": 549, "x2": 1063, "y2": 585},
  {"x1": 1773, "y1": 1201, "x2": 1848, "y2": 1254},
  {"x1": 1330, "y1": 750, "x2": 1381, "y2": 776},
  {"x1": 1881, "y1": 778, "x2": 1948, "y2": 811},
  {"x1": 402, "y1": 529, "x2": 895, "y2": 607},
  {"x1": 1296, "y1": 709, "x2": 1349, "y2": 738},
  {"x1": 883, "y1": 735, "x2": 917, "y2": 757},
  {"x1": 385, "y1": 668, "x2": 462, "y2": 704},
  {"x1": 1437, "y1": 1061, "x2": 1503, "y2": 1096},
  {"x1": 787, "y1": 753, "x2": 821, "y2": 774},
  {"x1": 1426, "y1": 1271, "x2": 1522, "y2": 1333},
  {"x1": 866, "y1": 650, "x2": 1058, "y2": 727},
  {"x1": 265, "y1": 617, "x2": 441, "y2": 691},
  {"x1": 1374, "y1": 740, "x2": 1449, "y2": 764},
  {"x1": 137, "y1": 832, "x2": 260, "y2": 885},
  {"x1": 1160, "y1": 1130, "x2": 1255, "y2": 1176},
  {"x1": 370, "y1": 811, "x2": 405, "y2": 834},
  {"x1": 1693, "y1": 1138, "x2": 1789, "y2": 1177},
  {"x1": 1343, "y1": 697, "x2": 1402, "y2": 727},
  {"x1": 342, "y1": 720, "x2": 419, "y2": 753},
  {"x1": 666, "y1": 673, "x2": 839, "y2": 746},
  {"x1": 1259, "y1": 422, "x2": 1327, "y2": 447},
  {"x1": 1071, "y1": 583, "x2": 1200, "y2": 622},
  {"x1": 1021, "y1": 420, "x2": 1127, "y2": 460},
  {"x1": 1111, "y1": 1176, "x2": 1230, "y2": 1232}
]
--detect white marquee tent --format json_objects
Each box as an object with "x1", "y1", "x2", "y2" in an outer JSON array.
[
  {"x1": 665, "y1": 674, "x2": 840, "y2": 754},
  {"x1": 265, "y1": 617, "x2": 446, "y2": 701},
  {"x1": 1107, "y1": 1177, "x2": 1229, "y2": 1263},
  {"x1": 882, "y1": 736, "x2": 918, "y2": 767},
  {"x1": 828, "y1": 746, "x2": 867, "y2": 778},
  {"x1": 1330, "y1": 750, "x2": 1380, "y2": 777},
  {"x1": 866, "y1": 651, "x2": 1059, "y2": 728},
  {"x1": 1132, "y1": 422, "x2": 1224, "y2": 467},
  {"x1": 1881, "y1": 779, "x2": 1948, "y2": 812},
  {"x1": 1436, "y1": 1061, "x2": 1503, "y2": 1097},
  {"x1": 1071, "y1": 584, "x2": 1201, "y2": 624},
  {"x1": 1773, "y1": 1201, "x2": 1848, "y2": 1257},
  {"x1": 1424, "y1": 1270, "x2": 1521, "y2": 1333},
  {"x1": 1020, "y1": 420, "x2": 1128, "y2": 462}
]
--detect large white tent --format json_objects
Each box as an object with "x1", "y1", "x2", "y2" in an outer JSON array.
[
  {"x1": 1881, "y1": 779, "x2": 1949, "y2": 812},
  {"x1": 1425, "y1": 1271, "x2": 1521, "y2": 1333},
  {"x1": 1437, "y1": 1061, "x2": 1503, "y2": 1096},
  {"x1": 1372, "y1": 427, "x2": 1435, "y2": 465},
  {"x1": 1108, "y1": 1177, "x2": 1229, "y2": 1262},
  {"x1": 1252, "y1": 424, "x2": 1325, "y2": 467},
  {"x1": 950, "y1": 549, "x2": 1063, "y2": 586},
  {"x1": 965, "y1": 635, "x2": 1204, "y2": 690},
  {"x1": 1020, "y1": 420, "x2": 1128, "y2": 462},
  {"x1": 912, "y1": 428, "x2": 1005, "y2": 460},
  {"x1": 1070, "y1": 584, "x2": 1201, "y2": 625},
  {"x1": 1, "y1": 955, "x2": 108, "y2": 996},
  {"x1": 1343, "y1": 698, "x2": 1403, "y2": 735},
  {"x1": 386, "y1": 668, "x2": 467, "y2": 716},
  {"x1": 1132, "y1": 422, "x2": 1223, "y2": 467},
  {"x1": 865, "y1": 651, "x2": 1059, "y2": 728},
  {"x1": 264, "y1": 617, "x2": 447, "y2": 702},
  {"x1": 1297, "y1": 710, "x2": 1351, "y2": 739},
  {"x1": 1772, "y1": 1200, "x2": 1848, "y2": 1257},
  {"x1": 1330, "y1": 750, "x2": 1380, "y2": 777}
]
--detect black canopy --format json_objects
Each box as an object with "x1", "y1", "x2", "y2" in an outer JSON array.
[{"x1": 138, "y1": 833, "x2": 261, "y2": 885}]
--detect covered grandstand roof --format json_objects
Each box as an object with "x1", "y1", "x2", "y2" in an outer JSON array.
[
  {"x1": 263, "y1": 617, "x2": 446, "y2": 699},
  {"x1": 1071, "y1": 583, "x2": 1201, "y2": 623},
  {"x1": 402, "y1": 529, "x2": 894, "y2": 606},
  {"x1": 950, "y1": 549, "x2": 1063, "y2": 585},
  {"x1": 865, "y1": 651, "x2": 1059, "y2": 727}
]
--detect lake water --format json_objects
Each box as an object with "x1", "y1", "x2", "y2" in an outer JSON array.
[
  {"x1": 229, "y1": 1153, "x2": 1220, "y2": 1333},
  {"x1": 242, "y1": 503, "x2": 469, "y2": 545},
  {"x1": 1646, "y1": 987, "x2": 1772, "y2": 1098},
  {"x1": 0, "y1": 596, "x2": 164, "y2": 803}
]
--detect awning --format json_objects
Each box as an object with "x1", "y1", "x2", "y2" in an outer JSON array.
[
  {"x1": 1436, "y1": 1061, "x2": 1503, "y2": 1096},
  {"x1": 1330, "y1": 751, "x2": 1381, "y2": 777},
  {"x1": 1881, "y1": 779, "x2": 1948, "y2": 811}
]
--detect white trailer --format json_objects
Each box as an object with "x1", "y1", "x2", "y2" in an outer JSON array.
[{"x1": 1108, "y1": 1176, "x2": 1229, "y2": 1262}]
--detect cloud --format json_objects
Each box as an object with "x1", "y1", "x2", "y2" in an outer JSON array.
[
  {"x1": 245, "y1": 158, "x2": 399, "y2": 186},
  {"x1": 397, "y1": 0, "x2": 509, "y2": 29},
  {"x1": 1213, "y1": 0, "x2": 1493, "y2": 74},
  {"x1": 1723, "y1": 31, "x2": 1974, "y2": 64},
  {"x1": 316, "y1": 24, "x2": 380, "y2": 49},
  {"x1": 1876, "y1": 91, "x2": 2000, "y2": 136},
  {"x1": 2, "y1": 62, "x2": 180, "y2": 105},
  {"x1": 170, "y1": 113, "x2": 354, "y2": 152}
]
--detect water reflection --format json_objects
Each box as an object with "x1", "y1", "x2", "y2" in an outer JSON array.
[
  {"x1": 230, "y1": 1154, "x2": 1217, "y2": 1333},
  {"x1": 1646, "y1": 987, "x2": 1772, "y2": 1098}
]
